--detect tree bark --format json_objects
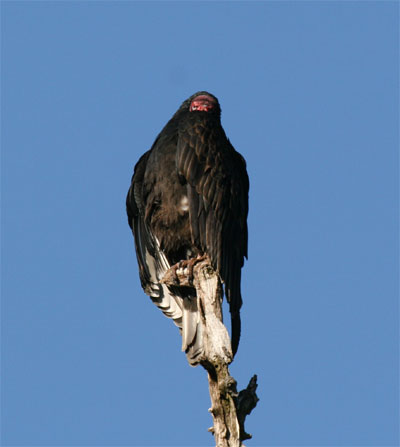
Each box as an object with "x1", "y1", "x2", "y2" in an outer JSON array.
[{"x1": 163, "y1": 259, "x2": 259, "y2": 446}]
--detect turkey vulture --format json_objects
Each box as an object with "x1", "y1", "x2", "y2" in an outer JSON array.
[{"x1": 126, "y1": 92, "x2": 249, "y2": 365}]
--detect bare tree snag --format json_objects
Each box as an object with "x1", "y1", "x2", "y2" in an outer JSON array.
[{"x1": 162, "y1": 259, "x2": 259, "y2": 446}]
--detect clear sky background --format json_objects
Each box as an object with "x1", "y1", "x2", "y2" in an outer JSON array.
[{"x1": 1, "y1": 1, "x2": 398, "y2": 446}]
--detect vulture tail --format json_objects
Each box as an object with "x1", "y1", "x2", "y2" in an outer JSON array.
[
  {"x1": 147, "y1": 284, "x2": 203, "y2": 365},
  {"x1": 181, "y1": 295, "x2": 203, "y2": 366},
  {"x1": 134, "y1": 219, "x2": 204, "y2": 365}
]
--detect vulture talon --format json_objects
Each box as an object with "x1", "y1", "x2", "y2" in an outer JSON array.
[{"x1": 167, "y1": 254, "x2": 207, "y2": 286}]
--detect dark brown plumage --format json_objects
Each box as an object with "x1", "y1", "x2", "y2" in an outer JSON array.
[{"x1": 126, "y1": 92, "x2": 249, "y2": 364}]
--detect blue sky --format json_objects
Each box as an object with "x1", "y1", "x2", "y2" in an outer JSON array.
[{"x1": 1, "y1": 1, "x2": 398, "y2": 446}]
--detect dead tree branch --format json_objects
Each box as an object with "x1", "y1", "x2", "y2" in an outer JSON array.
[{"x1": 162, "y1": 259, "x2": 259, "y2": 446}]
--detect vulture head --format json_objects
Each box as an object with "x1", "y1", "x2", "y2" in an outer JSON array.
[{"x1": 176, "y1": 91, "x2": 221, "y2": 120}]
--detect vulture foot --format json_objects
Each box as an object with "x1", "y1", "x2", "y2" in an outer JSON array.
[{"x1": 162, "y1": 254, "x2": 207, "y2": 287}]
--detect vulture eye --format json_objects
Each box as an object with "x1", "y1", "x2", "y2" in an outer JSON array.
[{"x1": 190, "y1": 94, "x2": 216, "y2": 112}]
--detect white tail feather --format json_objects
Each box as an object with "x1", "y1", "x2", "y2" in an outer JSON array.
[
  {"x1": 142, "y1": 240, "x2": 203, "y2": 365},
  {"x1": 181, "y1": 296, "x2": 200, "y2": 351}
]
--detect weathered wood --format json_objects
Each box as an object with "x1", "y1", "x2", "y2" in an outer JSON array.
[
  {"x1": 163, "y1": 259, "x2": 259, "y2": 446},
  {"x1": 237, "y1": 375, "x2": 259, "y2": 441}
]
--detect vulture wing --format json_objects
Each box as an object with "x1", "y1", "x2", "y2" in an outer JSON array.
[
  {"x1": 176, "y1": 115, "x2": 249, "y2": 355},
  {"x1": 127, "y1": 149, "x2": 203, "y2": 364}
]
